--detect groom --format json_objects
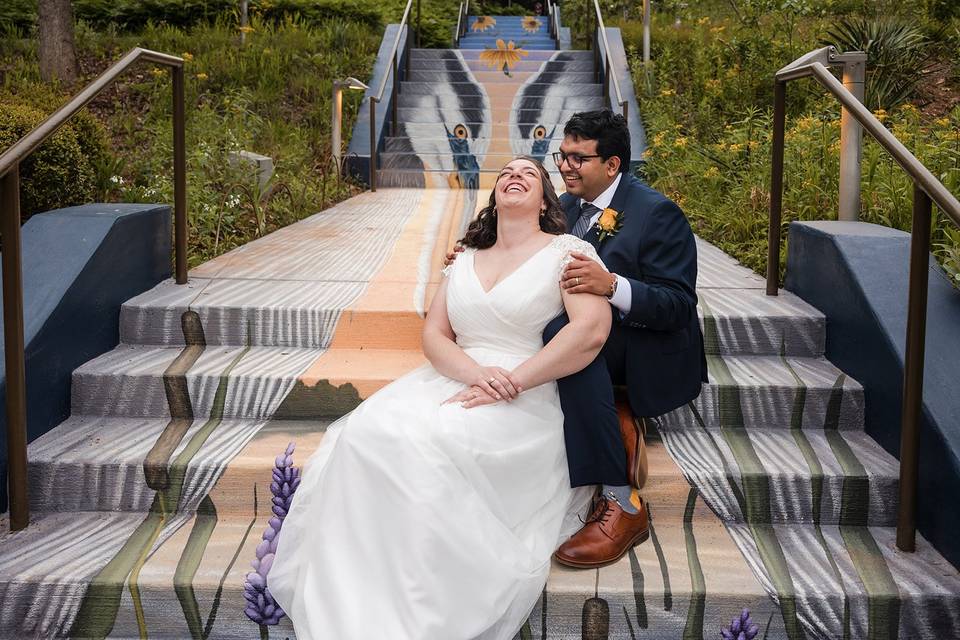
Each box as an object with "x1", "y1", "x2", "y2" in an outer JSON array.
[{"x1": 546, "y1": 109, "x2": 707, "y2": 567}]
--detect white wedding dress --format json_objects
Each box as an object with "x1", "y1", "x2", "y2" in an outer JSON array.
[{"x1": 268, "y1": 234, "x2": 601, "y2": 640}]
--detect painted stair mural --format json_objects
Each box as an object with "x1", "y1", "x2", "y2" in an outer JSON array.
[
  {"x1": 379, "y1": 15, "x2": 600, "y2": 189},
  {"x1": 2, "y1": 12, "x2": 960, "y2": 640}
]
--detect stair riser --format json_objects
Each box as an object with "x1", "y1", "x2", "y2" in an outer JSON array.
[
  {"x1": 411, "y1": 49, "x2": 591, "y2": 59},
  {"x1": 403, "y1": 71, "x2": 597, "y2": 83},
  {"x1": 399, "y1": 82, "x2": 602, "y2": 96},
  {"x1": 409, "y1": 60, "x2": 595, "y2": 72},
  {"x1": 70, "y1": 370, "x2": 863, "y2": 429},
  {"x1": 397, "y1": 94, "x2": 606, "y2": 108},
  {"x1": 26, "y1": 456, "x2": 896, "y2": 526},
  {"x1": 459, "y1": 43, "x2": 558, "y2": 49},
  {"x1": 121, "y1": 303, "x2": 824, "y2": 357},
  {"x1": 391, "y1": 108, "x2": 588, "y2": 123}
]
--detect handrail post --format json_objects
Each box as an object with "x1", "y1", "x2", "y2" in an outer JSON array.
[
  {"x1": 416, "y1": 0, "x2": 421, "y2": 48},
  {"x1": 1, "y1": 166, "x2": 29, "y2": 532},
  {"x1": 642, "y1": 0, "x2": 651, "y2": 65},
  {"x1": 603, "y1": 57, "x2": 610, "y2": 110},
  {"x1": 766, "y1": 80, "x2": 786, "y2": 296},
  {"x1": 172, "y1": 65, "x2": 187, "y2": 285},
  {"x1": 838, "y1": 56, "x2": 865, "y2": 222},
  {"x1": 369, "y1": 97, "x2": 377, "y2": 192},
  {"x1": 897, "y1": 185, "x2": 932, "y2": 552},
  {"x1": 392, "y1": 55, "x2": 399, "y2": 137}
]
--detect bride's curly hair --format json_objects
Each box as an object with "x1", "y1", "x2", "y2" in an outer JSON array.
[{"x1": 458, "y1": 156, "x2": 566, "y2": 249}]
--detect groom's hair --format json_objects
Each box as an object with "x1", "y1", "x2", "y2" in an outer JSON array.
[{"x1": 564, "y1": 110, "x2": 630, "y2": 174}]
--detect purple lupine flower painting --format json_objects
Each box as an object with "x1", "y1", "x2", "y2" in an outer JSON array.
[
  {"x1": 243, "y1": 442, "x2": 300, "y2": 626},
  {"x1": 720, "y1": 608, "x2": 760, "y2": 640}
]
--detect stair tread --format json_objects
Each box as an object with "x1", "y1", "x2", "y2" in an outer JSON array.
[{"x1": 2, "y1": 509, "x2": 958, "y2": 639}]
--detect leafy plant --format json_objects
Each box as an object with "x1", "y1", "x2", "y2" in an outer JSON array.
[{"x1": 822, "y1": 17, "x2": 935, "y2": 110}]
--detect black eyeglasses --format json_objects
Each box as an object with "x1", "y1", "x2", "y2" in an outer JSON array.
[{"x1": 552, "y1": 150, "x2": 602, "y2": 169}]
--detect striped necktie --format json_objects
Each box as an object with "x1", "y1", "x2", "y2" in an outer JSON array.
[{"x1": 572, "y1": 203, "x2": 601, "y2": 239}]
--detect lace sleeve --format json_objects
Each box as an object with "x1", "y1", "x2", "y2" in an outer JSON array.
[{"x1": 554, "y1": 234, "x2": 607, "y2": 278}]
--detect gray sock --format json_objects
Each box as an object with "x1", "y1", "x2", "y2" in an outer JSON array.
[{"x1": 601, "y1": 484, "x2": 639, "y2": 514}]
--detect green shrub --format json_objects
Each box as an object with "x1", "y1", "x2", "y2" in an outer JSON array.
[
  {"x1": 822, "y1": 17, "x2": 935, "y2": 110},
  {"x1": 0, "y1": 102, "x2": 99, "y2": 219}
]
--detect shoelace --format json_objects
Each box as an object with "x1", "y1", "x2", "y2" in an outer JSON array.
[{"x1": 579, "y1": 494, "x2": 616, "y2": 526}]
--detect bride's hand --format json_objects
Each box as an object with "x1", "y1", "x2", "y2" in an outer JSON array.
[
  {"x1": 471, "y1": 366, "x2": 521, "y2": 401},
  {"x1": 442, "y1": 386, "x2": 500, "y2": 409}
]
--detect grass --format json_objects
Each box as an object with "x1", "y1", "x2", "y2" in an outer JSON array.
[{"x1": 1, "y1": 13, "x2": 382, "y2": 267}]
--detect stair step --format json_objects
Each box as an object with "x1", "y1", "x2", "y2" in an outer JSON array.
[
  {"x1": 374, "y1": 168, "x2": 566, "y2": 189},
  {"x1": 23, "y1": 419, "x2": 696, "y2": 518},
  {"x1": 409, "y1": 58, "x2": 594, "y2": 72},
  {"x1": 399, "y1": 82, "x2": 602, "y2": 96},
  {"x1": 405, "y1": 70, "x2": 597, "y2": 83},
  {"x1": 410, "y1": 48, "x2": 577, "y2": 61},
  {"x1": 71, "y1": 345, "x2": 862, "y2": 430},
  {"x1": 459, "y1": 42, "x2": 559, "y2": 50},
  {"x1": 397, "y1": 93, "x2": 606, "y2": 109},
  {"x1": 657, "y1": 425, "x2": 899, "y2": 526},
  {"x1": 27, "y1": 414, "x2": 892, "y2": 526},
  {"x1": 391, "y1": 109, "x2": 588, "y2": 123},
  {"x1": 121, "y1": 280, "x2": 824, "y2": 357},
  {"x1": 70, "y1": 344, "x2": 426, "y2": 420},
  {"x1": 3, "y1": 508, "x2": 958, "y2": 639}
]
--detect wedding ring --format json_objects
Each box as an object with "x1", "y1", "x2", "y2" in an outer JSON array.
[
  {"x1": 488, "y1": 378, "x2": 496, "y2": 384},
  {"x1": 576, "y1": 276, "x2": 581, "y2": 286}
]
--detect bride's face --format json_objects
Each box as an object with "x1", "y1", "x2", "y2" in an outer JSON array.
[{"x1": 494, "y1": 159, "x2": 544, "y2": 214}]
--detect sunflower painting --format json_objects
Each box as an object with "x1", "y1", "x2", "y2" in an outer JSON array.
[
  {"x1": 471, "y1": 16, "x2": 496, "y2": 32},
  {"x1": 521, "y1": 16, "x2": 542, "y2": 33},
  {"x1": 479, "y1": 39, "x2": 529, "y2": 77}
]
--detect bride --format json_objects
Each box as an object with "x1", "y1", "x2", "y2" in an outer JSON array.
[{"x1": 268, "y1": 156, "x2": 612, "y2": 639}]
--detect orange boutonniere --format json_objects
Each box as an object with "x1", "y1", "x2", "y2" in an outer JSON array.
[{"x1": 596, "y1": 207, "x2": 623, "y2": 243}]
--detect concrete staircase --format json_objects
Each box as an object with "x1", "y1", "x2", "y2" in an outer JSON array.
[
  {"x1": 378, "y1": 14, "x2": 598, "y2": 189},
  {"x1": 2, "y1": 12, "x2": 960, "y2": 640}
]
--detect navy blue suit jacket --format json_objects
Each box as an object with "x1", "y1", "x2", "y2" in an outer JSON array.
[{"x1": 562, "y1": 174, "x2": 708, "y2": 417}]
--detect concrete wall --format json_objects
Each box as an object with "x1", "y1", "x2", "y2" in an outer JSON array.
[
  {"x1": 785, "y1": 220, "x2": 960, "y2": 568},
  {"x1": 0, "y1": 203, "x2": 171, "y2": 513}
]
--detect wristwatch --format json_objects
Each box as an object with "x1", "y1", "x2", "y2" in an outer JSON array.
[{"x1": 606, "y1": 274, "x2": 618, "y2": 299}]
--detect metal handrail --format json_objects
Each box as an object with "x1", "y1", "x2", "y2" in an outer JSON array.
[
  {"x1": 766, "y1": 46, "x2": 960, "y2": 553},
  {"x1": 590, "y1": 0, "x2": 628, "y2": 119},
  {"x1": 369, "y1": 0, "x2": 415, "y2": 191},
  {"x1": 455, "y1": 2, "x2": 465, "y2": 45},
  {"x1": 0, "y1": 47, "x2": 187, "y2": 533}
]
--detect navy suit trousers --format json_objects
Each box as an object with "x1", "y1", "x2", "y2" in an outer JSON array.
[{"x1": 544, "y1": 313, "x2": 626, "y2": 487}]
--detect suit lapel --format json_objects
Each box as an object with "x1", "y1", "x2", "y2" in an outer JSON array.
[
  {"x1": 608, "y1": 173, "x2": 634, "y2": 215},
  {"x1": 583, "y1": 225, "x2": 601, "y2": 249},
  {"x1": 561, "y1": 194, "x2": 579, "y2": 233}
]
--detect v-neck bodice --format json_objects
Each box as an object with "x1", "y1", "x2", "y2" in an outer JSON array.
[{"x1": 444, "y1": 234, "x2": 605, "y2": 358}]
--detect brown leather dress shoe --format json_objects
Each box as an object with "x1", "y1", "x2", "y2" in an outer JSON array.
[
  {"x1": 617, "y1": 400, "x2": 648, "y2": 490},
  {"x1": 554, "y1": 494, "x2": 650, "y2": 568}
]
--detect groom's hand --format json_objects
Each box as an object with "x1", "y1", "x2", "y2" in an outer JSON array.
[
  {"x1": 562, "y1": 252, "x2": 615, "y2": 296},
  {"x1": 443, "y1": 243, "x2": 465, "y2": 267}
]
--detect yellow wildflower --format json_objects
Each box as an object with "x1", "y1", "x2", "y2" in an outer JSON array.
[
  {"x1": 728, "y1": 143, "x2": 743, "y2": 153},
  {"x1": 652, "y1": 132, "x2": 666, "y2": 146},
  {"x1": 472, "y1": 16, "x2": 496, "y2": 32},
  {"x1": 748, "y1": 140, "x2": 759, "y2": 151},
  {"x1": 900, "y1": 103, "x2": 918, "y2": 113},
  {"x1": 697, "y1": 16, "x2": 711, "y2": 25},
  {"x1": 239, "y1": 25, "x2": 255, "y2": 34},
  {"x1": 642, "y1": 148, "x2": 653, "y2": 159},
  {"x1": 196, "y1": 72, "x2": 209, "y2": 81},
  {"x1": 181, "y1": 52, "x2": 194, "y2": 62},
  {"x1": 704, "y1": 166, "x2": 720, "y2": 178},
  {"x1": 522, "y1": 16, "x2": 542, "y2": 33},
  {"x1": 710, "y1": 25, "x2": 725, "y2": 33},
  {"x1": 936, "y1": 117, "x2": 951, "y2": 127},
  {"x1": 149, "y1": 67, "x2": 165, "y2": 78},
  {"x1": 705, "y1": 79, "x2": 721, "y2": 91},
  {"x1": 263, "y1": 48, "x2": 272, "y2": 55},
  {"x1": 479, "y1": 39, "x2": 529, "y2": 75},
  {"x1": 674, "y1": 137, "x2": 688, "y2": 148},
  {"x1": 660, "y1": 88, "x2": 676, "y2": 97},
  {"x1": 873, "y1": 108, "x2": 888, "y2": 122}
]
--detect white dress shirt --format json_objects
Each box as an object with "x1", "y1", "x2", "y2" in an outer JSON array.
[{"x1": 579, "y1": 173, "x2": 632, "y2": 316}]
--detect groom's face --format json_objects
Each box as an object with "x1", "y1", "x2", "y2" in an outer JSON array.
[{"x1": 558, "y1": 135, "x2": 620, "y2": 202}]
